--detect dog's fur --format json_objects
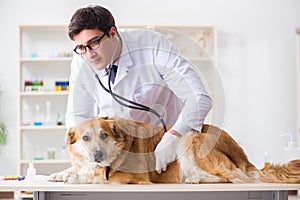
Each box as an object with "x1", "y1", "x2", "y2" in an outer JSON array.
[{"x1": 50, "y1": 116, "x2": 300, "y2": 184}]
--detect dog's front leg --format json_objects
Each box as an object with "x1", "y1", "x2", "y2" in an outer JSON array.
[
  {"x1": 109, "y1": 171, "x2": 152, "y2": 184},
  {"x1": 75, "y1": 163, "x2": 107, "y2": 184},
  {"x1": 49, "y1": 166, "x2": 76, "y2": 182}
]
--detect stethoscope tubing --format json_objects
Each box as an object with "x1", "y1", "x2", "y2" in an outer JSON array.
[{"x1": 95, "y1": 70, "x2": 168, "y2": 133}]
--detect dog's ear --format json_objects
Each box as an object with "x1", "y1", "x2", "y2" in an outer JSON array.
[
  {"x1": 107, "y1": 119, "x2": 123, "y2": 138},
  {"x1": 109, "y1": 120, "x2": 122, "y2": 138},
  {"x1": 65, "y1": 127, "x2": 78, "y2": 144},
  {"x1": 98, "y1": 117, "x2": 123, "y2": 138}
]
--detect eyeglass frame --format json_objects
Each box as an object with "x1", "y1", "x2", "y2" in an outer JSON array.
[{"x1": 73, "y1": 30, "x2": 108, "y2": 55}]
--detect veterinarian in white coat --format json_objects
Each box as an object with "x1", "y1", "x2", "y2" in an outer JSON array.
[{"x1": 65, "y1": 5, "x2": 212, "y2": 174}]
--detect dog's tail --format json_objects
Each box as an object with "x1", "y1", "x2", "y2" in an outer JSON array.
[{"x1": 259, "y1": 159, "x2": 300, "y2": 183}]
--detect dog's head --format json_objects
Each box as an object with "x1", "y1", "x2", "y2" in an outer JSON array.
[{"x1": 67, "y1": 116, "x2": 135, "y2": 167}]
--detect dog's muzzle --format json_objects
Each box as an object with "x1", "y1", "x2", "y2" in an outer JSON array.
[{"x1": 94, "y1": 150, "x2": 105, "y2": 163}]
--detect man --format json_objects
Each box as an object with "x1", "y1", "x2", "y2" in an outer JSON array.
[{"x1": 65, "y1": 5, "x2": 212, "y2": 174}]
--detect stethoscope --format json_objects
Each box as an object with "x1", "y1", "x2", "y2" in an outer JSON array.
[{"x1": 84, "y1": 34, "x2": 167, "y2": 133}]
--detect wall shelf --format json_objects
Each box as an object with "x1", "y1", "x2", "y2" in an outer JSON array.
[
  {"x1": 20, "y1": 91, "x2": 68, "y2": 96},
  {"x1": 20, "y1": 159, "x2": 70, "y2": 164},
  {"x1": 20, "y1": 126, "x2": 66, "y2": 131},
  {"x1": 20, "y1": 57, "x2": 72, "y2": 62},
  {"x1": 18, "y1": 25, "x2": 72, "y2": 180}
]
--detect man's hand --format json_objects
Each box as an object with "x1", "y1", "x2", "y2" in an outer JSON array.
[{"x1": 154, "y1": 131, "x2": 180, "y2": 174}]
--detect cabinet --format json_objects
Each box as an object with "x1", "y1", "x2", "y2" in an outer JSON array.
[
  {"x1": 297, "y1": 27, "x2": 300, "y2": 145},
  {"x1": 17, "y1": 25, "x2": 73, "y2": 177}
]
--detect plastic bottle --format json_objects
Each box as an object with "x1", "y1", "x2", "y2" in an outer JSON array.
[
  {"x1": 60, "y1": 145, "x2": 69, "y2": 159},
  {"x1": 56, "y1": 112, "x2": 63, "y2": 125},
  {"x1": 34, "y1": 104, "x2": 42, "y2": 126},
  {"x1": 264, "y1": 152, "x2": 270, "y2": 167},
  {"x1": 22, "y1": 103, "x2": 30, "y2": 126},
  {"x1": 26, "y1": 162, "x2": 36, "y2": 181},
  {"x1": 280, "y1": 133, "x2": 300, "y2": 163},
  {"x1": 45, "y1": 101, "x2": 51, "y2": 125}
]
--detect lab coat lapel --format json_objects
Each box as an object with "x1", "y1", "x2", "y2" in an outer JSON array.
[{"x1": 113, "y1": 39, "x2": 133, "y2": 87}]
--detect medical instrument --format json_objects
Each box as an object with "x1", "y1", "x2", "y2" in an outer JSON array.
[
  {"x1": 2, "y1": 175, "x2": 25, "y2": 181},
  {"x1": 45, "y1": 101, "x2": 51, "y2": 125},
  {"x1": 34, "y1": 104, "x2": 42, "y2": 126},
  {"x1": 84, "y1": 34, "x2": 167, "y2": 133}
]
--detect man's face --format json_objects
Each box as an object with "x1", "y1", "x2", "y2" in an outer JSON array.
[{"x1": 74, "y1": 29, "x2": 115, "y2": 70}]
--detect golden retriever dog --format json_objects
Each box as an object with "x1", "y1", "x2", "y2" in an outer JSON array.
[{"x1": 49, "y1": 116, "x2": 300, "y2": 184}]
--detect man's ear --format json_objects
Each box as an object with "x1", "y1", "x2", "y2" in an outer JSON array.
[{"x1": 65, "y1": 127, "x2": 78, "y2": 144}]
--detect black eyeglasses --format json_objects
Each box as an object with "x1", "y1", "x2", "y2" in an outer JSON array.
[{"x1": 74, "y1": 31, "x2": 107, "y2": 55}]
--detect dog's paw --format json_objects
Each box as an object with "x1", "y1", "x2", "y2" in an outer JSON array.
[
  {"x1": 49, "y1": 172, "x2": 65, "y2": 182},
  {"x1": 63, "y1": 172, "x2": 81, "y2": 184},
  {"x1": 48, "y1": 167, "x2": 77, "y2": 183},
  {"x1": 66, "y1": 173, "x2": 106, "y2": 184},
  {"x1": 184, "y1": 176, "x2": 201, "y2": 184}
]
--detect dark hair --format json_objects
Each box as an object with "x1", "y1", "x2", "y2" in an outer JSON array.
[{"x1": 68, "y1": 5, "x2": 116, "y2": 40}]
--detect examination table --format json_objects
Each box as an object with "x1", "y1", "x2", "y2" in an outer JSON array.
[{"x1": 1, "y1": 175, "x2": 300, "y2": 200}]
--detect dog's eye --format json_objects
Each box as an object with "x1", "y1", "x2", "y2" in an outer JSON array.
[
  {"x1": 100, "y1": 132, "x2": 108, "y2": 139},
  {"x1": 82, "y1": 135, "x2": 90, "y2": 141}
]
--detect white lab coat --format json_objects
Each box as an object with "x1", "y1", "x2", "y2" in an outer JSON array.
[{"x1": 65, "y1": 29, "x2": 212, "y2": 134}]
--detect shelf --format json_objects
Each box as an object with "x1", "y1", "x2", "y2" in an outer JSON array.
[
  {"x1": 20, "y1": 91, "x2": 68, "y2": 96},
  {"x1": 20, "y1": 57, "x2": 72, "y2": 62},
  {"x1": 20, "y1": 125, "x2": 66, "y2": 131},
  {"x1": 19, "y1": 24, "x2": 68, "y2": 30},
  {"x1": 20, "y1": 159, "x2": 71, "y2": 164},
  {"x1": 18, "y1": 25, "x2": 72, "y2": 178}
]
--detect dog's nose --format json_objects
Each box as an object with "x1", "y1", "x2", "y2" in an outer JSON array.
[{"x1": 94, "y1": 150, "x2": 105, "y2": 163}]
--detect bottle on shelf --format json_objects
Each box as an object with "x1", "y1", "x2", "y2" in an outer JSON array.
[
  {"x1": 45, "y1": 101, "x2": 51, "y2": 125},
  {"x1": 56, "y1": 112, "x2": 63, "y2": 125},
  {"x1": 33, "y1": 145, "x2": 43, "y2": 161},
  {"x1": 22, "y1": 103, "x2": 30, "y2": 126},
  {"x1": 59, "y1": 145, "x2": 69, "y2": 160},
  {"x1": 34, "y1": 104, "x2": 42, "y2": 126}
]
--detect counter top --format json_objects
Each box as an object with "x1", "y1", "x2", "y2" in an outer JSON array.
[{"x1": 1, "y1": 176, "x2": 300, "y2": 192}]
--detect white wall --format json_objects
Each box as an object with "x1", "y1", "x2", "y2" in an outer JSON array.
[{"x1": 0, "y1": 0, "x2": 300, "y2": 175}]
